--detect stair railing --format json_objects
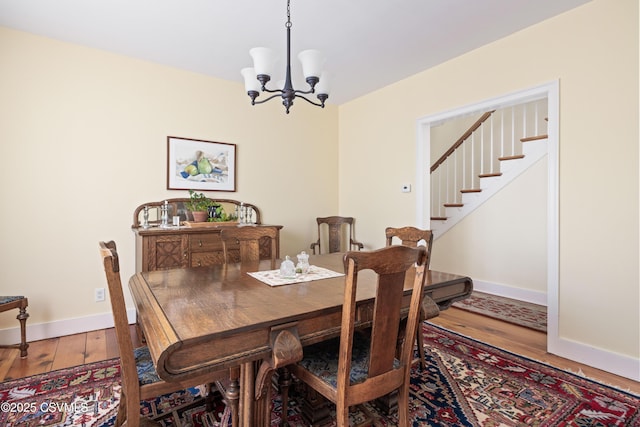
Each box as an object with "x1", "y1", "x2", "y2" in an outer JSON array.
[
  {"x1": 430, "y1": 111, "x2": 494, "y2": 219},
  {"x1": 430, "y1": 99, "x2": 547, "y2": 220}
]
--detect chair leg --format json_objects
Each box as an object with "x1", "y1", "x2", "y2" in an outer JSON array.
[
  {"x1": 115, "y1": 391, "x2": 127, "y2": 427},
  {"x1": 416, "y1": 311, "x2": 426, "y2": 371},
  {"x1": 416, "y1": 328, "x2": 426, "y2": 371},
  {"x1": 127, "y1": 391, "x2": 143, "y2": 427},
  {"x1": 396, "y1": 384, "x2": 410, "y2": 427},
  {"x1": 336, "y1": 401, "x2": 349, "y2": 427},
  {"x1": 417, "y1": 297, "x2": 439, "y2": 371},
  {"x1": 17, "y1": 306, "x2": 29, "y2": 358}
]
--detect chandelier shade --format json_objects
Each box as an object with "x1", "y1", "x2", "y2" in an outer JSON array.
[
  {"x1": 240, "y1": 0, "x2": 330, "y2": 114},
  {"x1": 240, "y1": 68, "x2": 261, "y2": 93},
  {"x1": 314, "y1": 72, "x2": 331, "y2": 97},
  {"x1": 249, "y1": 47, "x2": 278, "y2": 79},
  {"x1": 298, "y1": 49, "x2": 325, "y2": 81}
]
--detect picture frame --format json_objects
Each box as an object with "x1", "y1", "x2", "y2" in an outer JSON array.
[{"x1": 167, "y1": 136, "x2": 237, "y2": 192}]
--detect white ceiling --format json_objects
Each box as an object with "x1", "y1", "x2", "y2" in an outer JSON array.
[{"x1": 0, "y1": 0, "x2": 591, "y2": 105}]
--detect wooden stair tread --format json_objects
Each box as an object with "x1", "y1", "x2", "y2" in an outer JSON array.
[
  {"x1": 479, "y1": 172, "x2": 502, "y2": 178},
  {"x1": 433, "y1": 110, "x2": 548, "y2": 224},
  {"x1": 521, "y1": 134, "x2": 548, "y2": 142},
  {"x1": 498, "y1": 154, "x2": 525, "y2": 161}
]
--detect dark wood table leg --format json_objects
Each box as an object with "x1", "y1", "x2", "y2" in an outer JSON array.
[
  {"x1": 276, "y1": 367, "x2": 293, "y2": 427},
  {"x1": 298, "y1": 385, "x2": 332, "y2": 427}
]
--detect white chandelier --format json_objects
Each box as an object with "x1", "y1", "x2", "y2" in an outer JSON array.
[{"x1": 240, "y1": 0, "x2": 329, "y2": 114}]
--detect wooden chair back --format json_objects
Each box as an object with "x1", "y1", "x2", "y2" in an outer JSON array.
[
  {"x1": 310, "y1": 216, "x2": 364, "y2": 254},
  {"x1": 290, "y1": 245, "x2": 428, "y2": 426},
  {"x1": 99, "y1": 241, "x2": 232, "y2": 427},
  {"x1": 99, "y1": 241, "x2": 143, "y2": 424},
  {"x1": 385, "y1": 226, "x2": 436, "y2": 371},
  {"x1": 385, "y1": 226, "x2": 433, "y2": 268},
  {"x1": 220, "y1": 226, "x2": 278, "y2": 264}
]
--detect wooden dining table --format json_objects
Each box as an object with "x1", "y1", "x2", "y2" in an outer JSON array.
[{"x1": 128, "y1": 252, "x2": 473, "y2": 427}]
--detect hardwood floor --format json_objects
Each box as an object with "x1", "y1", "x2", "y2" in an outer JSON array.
[
  {"x1": 0, "y1": 325, "x2": 141, "y2": 382},
  {"x1": 1, "y1": 309, "x2": 638, "y2": 395}
]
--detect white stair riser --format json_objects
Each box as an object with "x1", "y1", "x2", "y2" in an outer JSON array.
[{"x1": 432, "y1": 139, "x2": 548, "y2": 239}]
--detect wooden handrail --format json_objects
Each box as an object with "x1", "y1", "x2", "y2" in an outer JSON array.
[{"x1": 430, "y1": 110, "x2": 495, "y2": 173}]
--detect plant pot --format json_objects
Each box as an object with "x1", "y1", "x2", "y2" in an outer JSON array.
[{"x1": 191, "y1": 211, "x2": 208, "y2": 223}]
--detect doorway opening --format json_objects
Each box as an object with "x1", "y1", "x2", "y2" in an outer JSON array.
[{"x1": 415, "y1": 81, "x2": 559, "y2": 351}]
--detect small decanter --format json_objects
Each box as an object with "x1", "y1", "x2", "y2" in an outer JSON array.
[
  {"x1": 142, "y1": 206, "x2": 150, "y2": 229},
  {"x1": 160, "y1": 201, "x2": 169, "y2": 228},
  {"x1": 296, "y1": 251, "x2": 310, "y2": 274},
  {"x1": 279, "y1": 255, "x2": 296, "y2": 279}
]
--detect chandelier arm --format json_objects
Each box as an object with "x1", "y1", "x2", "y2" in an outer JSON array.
[
  {"x1": 295, "y1": 94, "x2": 325, "y2": 108},
  {"x1": 293, "y1": 88, "x2": 315, "y2": 95},
  {"x1": 253, "y1": 93, "x2": 286, "y2": 105},
  {"x1": 262, "y1": 87, "x2": 285, "y2": 94}
]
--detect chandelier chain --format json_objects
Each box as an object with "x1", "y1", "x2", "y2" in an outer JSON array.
[{"x1": 286, "y1": 0, "x2": 292, "y2": 29}]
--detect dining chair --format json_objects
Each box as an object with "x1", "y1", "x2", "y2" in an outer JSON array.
[
  {"x1": 288, "y1": 245, "x2": 428, "y2": 427},
  {"x1": 0, "y1": 296, "x2": 29, "y2": 357},
  {"x1": 310, "y1": 216, "x2": 364, "y2": 254},
  {"x1": 219, "y1": 226, "x2": 278, "y2": 266},
  {"x1": 99, "y1": 241, "x2": 233, "y2": 427},
  {"x1": 385, "y1": 226, "x2": 438, "y2": 371}
]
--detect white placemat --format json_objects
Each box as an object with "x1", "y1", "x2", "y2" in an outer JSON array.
[{"x1": 247, "y1": 265, "x2": 344, "y2": 287}]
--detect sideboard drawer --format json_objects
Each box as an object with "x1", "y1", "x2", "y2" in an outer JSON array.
[
  {"x1": 191, "y1": 251, "x2": 225, "y2": 267},
  {"x1": 189, "y1": 234, "x2": 223, "y2": 252}
]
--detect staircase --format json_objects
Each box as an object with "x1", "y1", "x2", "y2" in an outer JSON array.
[{"x1": 430, "y1": 99, "x2": 548, "y2": 239}]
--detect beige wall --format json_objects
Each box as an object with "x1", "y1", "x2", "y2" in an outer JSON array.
[
  {"x1": 0, "y1": 27, "x2": 338, "y2": 330},
  {"x1": 339, "y1": 0, "x2": 638, "y2": 372},
  {"x1": 434, "y1": 158, "x2": 548, "y2": 295}
]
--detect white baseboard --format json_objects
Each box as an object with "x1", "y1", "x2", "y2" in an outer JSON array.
[
  {"x1": 471, "y1": 279, "x2": 547, "y2": 306},
  {"x1": 549, "y1": 335, "x2": 640, "y2": 382},
  {"x1": 471, "y1": 278, "x2": 639, "y2": 382},
  {"x1": 0, "y1": 309, "x2": 136, "y2": 345}
]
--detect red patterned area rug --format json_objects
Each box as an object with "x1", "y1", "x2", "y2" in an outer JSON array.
[
  {"x1": 1, "y1": 324, "x2": 638, "y2": 426},
  {"x1": 452, "y1": 291, "x2": 548, "y2": 332},
  {"x1": 0, "y1": 359, "x2": 220, "y2": 427}
]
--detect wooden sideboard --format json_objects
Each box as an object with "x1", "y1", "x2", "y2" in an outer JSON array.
[{"x1": 132, "y1": 198, "x2": 282, "y2": 272}]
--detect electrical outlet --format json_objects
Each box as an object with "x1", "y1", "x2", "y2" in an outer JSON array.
[
  {"x1": 95, "y1": 288, "x2": 105, "y2": 302},
  {"x1": 401, "y1": 184, "x2": 411, "y2": 193}
]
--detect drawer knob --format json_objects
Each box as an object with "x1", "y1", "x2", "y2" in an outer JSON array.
[{"x1": 198, "y1": 240, "x2": 203, "y2": 247}]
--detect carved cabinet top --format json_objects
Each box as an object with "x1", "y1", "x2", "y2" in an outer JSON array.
[{"x1": 132, "y1": 198, "x2": 262, "y2": 229}]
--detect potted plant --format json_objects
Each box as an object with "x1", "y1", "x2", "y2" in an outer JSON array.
[{"x1": 186, "y1": 189, "x2": 213, "y2": 222}]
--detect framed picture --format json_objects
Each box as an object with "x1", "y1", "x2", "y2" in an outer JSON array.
[{"x1": 167, "y1": 136, "x2": 237, "y2": 192}]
